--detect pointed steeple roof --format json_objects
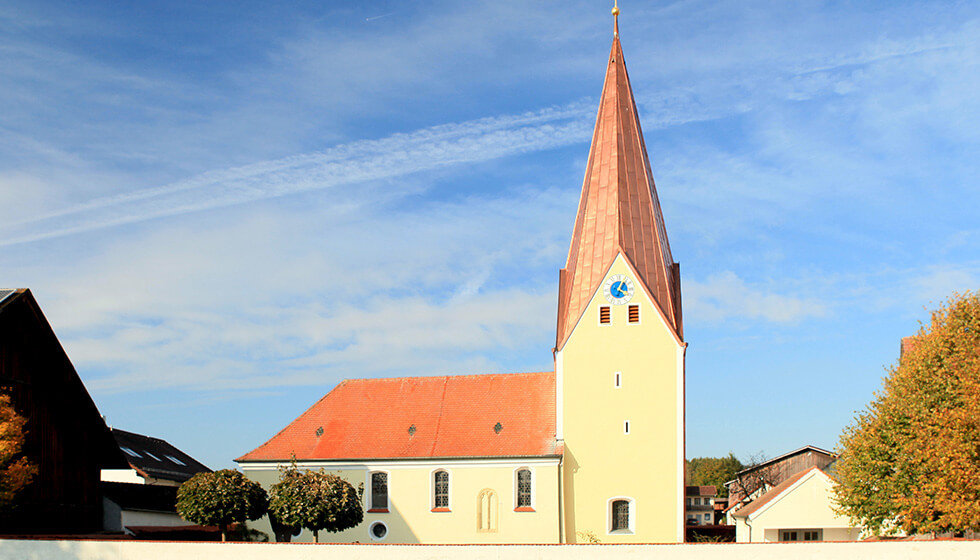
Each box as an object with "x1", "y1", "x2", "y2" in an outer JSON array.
[{"x1": 556, "y1": 25, "x2": 682, "y2": 350}]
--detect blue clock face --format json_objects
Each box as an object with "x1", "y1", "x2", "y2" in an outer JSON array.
[
  {"x1": 610, "y1": 281, "x2": 629, "y2": 299},
  {"x1": 603, "y1": 274, "x2": 635, "y2": 305}
]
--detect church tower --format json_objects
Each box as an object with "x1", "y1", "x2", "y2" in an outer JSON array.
[{"x1": 555, "y1": 8, "x2": 686, "y2": 543}]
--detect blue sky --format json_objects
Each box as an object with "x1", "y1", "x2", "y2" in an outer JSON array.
[{"x1": 2, "y1": 0, "x2": 979, "y2": 471}]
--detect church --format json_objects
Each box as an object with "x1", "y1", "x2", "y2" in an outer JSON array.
[{"x1": 237, "y1": 8, "x2": 687, "y2": 544}]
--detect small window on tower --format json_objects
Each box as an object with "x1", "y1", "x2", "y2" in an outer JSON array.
[
  {"x1": 628, "y1": 304, "x2": 640, "y2": 323},
  {"x1": 599, "y1": 306, "x2": 611, "y2": 324},
  {"x1": 614, "y1": 371, "x2": 621, "y2": 388}
]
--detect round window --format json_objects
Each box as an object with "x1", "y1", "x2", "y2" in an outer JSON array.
[{"x1": 370, "y1": 521, "x2": 388, "y2": 540}]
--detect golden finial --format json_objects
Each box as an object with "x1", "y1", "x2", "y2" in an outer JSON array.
[{"x1": 612, "y1": 1, "x2": 620, "y2": 36}]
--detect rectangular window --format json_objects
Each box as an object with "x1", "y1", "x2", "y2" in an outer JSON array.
[
  {"x1": 628, "y1": 304, "x2": 639, "y2": 323},
  {"x1": 370, "y1": 472, "x2": 388, "y2": 511},
  {"x1": 804, "y1": 531, "x2": 820, "y2": 541},
  {"x1": 624, "y1": 420, "x2": 630, "y2": 434},
  {"x1": 599, "y1": 306, "x2": 611, "y2": 324},
  {"x1": 694, "y1": 497, "x2": 701, "y2": 505},
  {"x1": 434, "y1": 471, "x2": 449, "y2": 510},
  {"x1": 614, "y1": 371, "x2": 621, "y2": 388},
  {"x1": 782, "y1": 531, "x2": 798, "y2": 541}
]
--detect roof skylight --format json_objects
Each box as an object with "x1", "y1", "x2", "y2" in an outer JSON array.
[
  {"x1": 166, "y1": 455, "x2": 187, "y2": 466},
  {"x1": 120, "y1": 447, "x2": 142, "y2": 458}
]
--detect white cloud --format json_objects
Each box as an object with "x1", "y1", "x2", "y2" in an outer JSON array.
[{"x1": 684, "y1": 271, "x2": 827, "y2": 324}]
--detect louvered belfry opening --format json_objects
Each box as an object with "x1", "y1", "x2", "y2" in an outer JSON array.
[
  {"x1": 628, "y1": 304, "x2": 639, "y2": 323},
  {"x1": 599, "y1": 306, "x2": 611, "y2": 324}
]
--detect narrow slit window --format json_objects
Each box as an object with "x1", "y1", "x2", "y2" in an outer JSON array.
[
  {"x1": 628, "y1": 304, "x2": 640, "y2": 323},
  {"x1": 599, "y1": 306, "x2": 611, "y2": 324},
  {"x1": 624, "y1": 420, "x2": 630, "y2": 434},
  {"x1": 614, "y1": 371, "x2": 621, "y2": 388}
]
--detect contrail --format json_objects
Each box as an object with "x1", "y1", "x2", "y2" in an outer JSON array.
[
  {"x1": 365, "y1": 12, "x2": 398, "y2": 22},
  {"x1": 0, "y1": 101, "x2": 596, "y2": 247}
]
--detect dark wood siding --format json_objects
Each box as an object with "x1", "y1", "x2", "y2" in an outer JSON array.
[{"x1": 0, "y1": 290, "x2": 128, "y2": 534}]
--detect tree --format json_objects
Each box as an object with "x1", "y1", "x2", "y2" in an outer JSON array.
[
  {"x1": 834, "y1": 291, "x2": 980, "y2": 535},
  {"x1": 687, "y1": 453, "x2": 744, "y2": 498},
  {"x1": 0, "y1": 394, "x2": 37, "y2": 510},
  {"x1": 176, "y1": 469, "x2": 268, "y2": 541},
  {"x1": 268, "y1": 465, "x2": 363, "y2": 543}
]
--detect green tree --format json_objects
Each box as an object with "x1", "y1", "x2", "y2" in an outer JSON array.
[
  {"x1": 0, "y1": 394, "x2": 37, "y2": 510},
  {"x1": 176, "y1": 469, "x2": 268, "y2": 541},
  {"x1": 834, "y1": 291, "x2": 980, "y2": 535},
  {"x1": 268, "y1": 465, "x2": 363, "y2": 543},
  {"x1": 687, "y1": 453, "x2": 744, "y2": 497}
]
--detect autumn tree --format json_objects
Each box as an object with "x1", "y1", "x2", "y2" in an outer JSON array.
[
  {"x1": 176, "y1": 469, "x2": 268, "y2": 541},
  {"x1": 834, "y1": 291, "x2": 980, "y2": 535},
  {"x1": 268, "y1": 465, "x2": 363, "y2": 543},
  {"x1": 687, "y1": 453, "x2": 744, "y2": 497},
  {"x1": 0, "y1": 394, "x2": 37, "y2": 510}
]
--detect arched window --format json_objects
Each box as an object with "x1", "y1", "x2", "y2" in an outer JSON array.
[
  {"x1": 477, "y1": 489, "x2": 498, "y2": 532},
  {"x1": 369, "y1": 471, "x2": 388, "y2": 512},
  {"x1": 516, "y1": 468, "x2": 532, "y2": 509},
  {"x1": 433, "y1": 470, "x2": 450, "y2": 511},
  {"x1": 608, "y1": 497, "x2": 634, "y2": 534}
]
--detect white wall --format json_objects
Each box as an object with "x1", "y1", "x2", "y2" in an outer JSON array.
[{"x1": 2, "y1": 539, "x2": 980, "y2": 560}]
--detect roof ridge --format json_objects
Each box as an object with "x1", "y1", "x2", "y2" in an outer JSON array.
[{"x1": 339, "y1": 371, "x2": 554, "y2": 384}]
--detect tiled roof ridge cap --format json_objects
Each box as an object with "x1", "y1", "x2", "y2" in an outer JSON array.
[{"x1": 338, "y1": 371, "x2": 554, "y2": 384}]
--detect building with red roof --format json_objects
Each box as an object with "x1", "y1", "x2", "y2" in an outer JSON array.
[{"x1": 237, "y1": 7, "x2": 686, "y2": 544}]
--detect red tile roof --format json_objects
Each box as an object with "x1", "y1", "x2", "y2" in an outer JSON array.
[
  {"x1": 556, "y1": 29, "x2": 682, "y2": 350},
  {"x1": 237, "y1": 372, "x2": 558, "y2": 462},
  {"x1": 730, "y1": 466, "x2": 821, "y2": 518}
]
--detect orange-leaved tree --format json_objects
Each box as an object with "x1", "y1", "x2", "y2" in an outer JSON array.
[
  {"x1": 834, "y1": 291, "x2": 980, "y2": 535},
  {"x1": 0, "y1": 393, "x2": 38, "y2": 510}
]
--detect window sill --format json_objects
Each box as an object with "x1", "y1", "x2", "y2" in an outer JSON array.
[
  {"x1": 514, "y1": 507, "x2": 535, "y2": 513},
  {"x1": 430, "y1": 507, "x2": 451, "y2": 513},
  {"x1": 608, "y1": 529, "x2": 634, "y2": 535},
  {"x1": 367, "y1": 508, "x2": 389, "y2": 513}
]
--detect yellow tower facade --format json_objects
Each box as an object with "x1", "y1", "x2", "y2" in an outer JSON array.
[{"x1": 555, "y1": 17, "x2": 686, "y2": 543}]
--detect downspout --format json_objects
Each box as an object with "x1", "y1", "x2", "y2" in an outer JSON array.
[{"x1": 557, "y1": 453, "x2": 564, "y2": 543}]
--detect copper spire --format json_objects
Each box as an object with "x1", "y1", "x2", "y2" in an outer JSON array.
[{"x1": 555, "y1": 24, "x2": 682, "y2": 350}]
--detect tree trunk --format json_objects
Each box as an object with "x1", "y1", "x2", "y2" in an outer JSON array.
[
  {"x1": 220, "y1": 524, "x2": 227, "y2": 542},
  {"x1": 314, "y1": 529, "x2": 320, "y2": 543}
]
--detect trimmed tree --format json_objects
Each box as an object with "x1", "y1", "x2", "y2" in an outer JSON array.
[
  {"x1": 268, "y1": 465, "x2": 363, "y2": 543},
  {"x1": 0, "y1": 394, "x2": 37, "y2": 510},
  {"x1": 176, "y1": 469, "x2": 268, "y2": 541},
  {"x1": 834, "y1": 291, "x2": 980, "y2": 535}
]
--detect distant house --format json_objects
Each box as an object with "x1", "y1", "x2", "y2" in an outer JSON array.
[
  {"x1": 730, "y1": 466, "x2": 862, "y2": 542},
  {"x1": 0, "y1": 288, "x2": 129, "y2": 534},
  {"x1": 102, "y1": 428, "x2": 211, "y2": 487},
  {"x1": 725, "y1": 445, "x2": 836, "y2": 520},
  {"x1": 100, "y1": 428, "x2": 211, "y2": 535},
  {"x1": 685, "y1": 486, "x2": 717, "y2": 526}
]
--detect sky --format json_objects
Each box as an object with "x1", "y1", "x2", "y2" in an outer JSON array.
[{"x1": 2, "y1": 0, "x2": 979, "y2": 471}]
